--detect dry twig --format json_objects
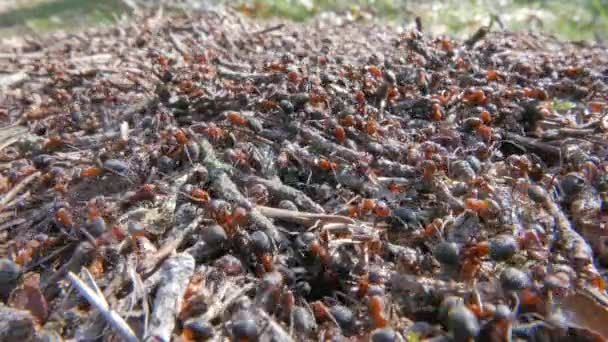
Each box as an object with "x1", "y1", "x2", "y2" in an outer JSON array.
[
  {"x1": 67, "y1": 270, "x2": 139, "y2": 342},
  {"x1": 146, "y1": 253, "x2": 195, "y2": 342}
]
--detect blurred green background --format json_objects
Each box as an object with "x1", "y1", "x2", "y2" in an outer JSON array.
[{"x1": 0, "y1": 0, "x2": 606, "y2": 41}]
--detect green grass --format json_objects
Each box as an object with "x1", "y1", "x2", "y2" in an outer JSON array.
[
  {"x1": 0, "y1": 0, "x2": 606, "y2": 41},
  {"x1": 232, "y1": 0, "x2": 608, "y2": 41},
  {"x1": 0, "y1": 0, "x2": 128, "y2": 36}
]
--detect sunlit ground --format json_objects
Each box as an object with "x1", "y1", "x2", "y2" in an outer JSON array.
[{"x1": 0, "y1": 0, "x2": 606, "y2": 41}]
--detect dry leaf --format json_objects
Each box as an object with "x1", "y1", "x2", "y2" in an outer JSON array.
[
  {"x1": 8, "y1": 273, "x2": 48, "y2": 324},
  {"x1": 558, "y1": 292, "x2": 608, "y2": 339}
]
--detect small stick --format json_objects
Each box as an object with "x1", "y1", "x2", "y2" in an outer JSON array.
[
  {"x1": 257, "y1": 308, "x2": 295, "y2": 342},
  {"x1": 240, "y1": 175, "x2": 325, "y2": 213},
  {"x1": 214, "y1": 57, "x2": 250, "y2": 72},
  {"x1": 22, "y1": 243, "x2": 74, "y2": 273},
  {"x1": 434, "y1": 178, "x2": 464, "y2": 211},
  {"x1": 217, "y1": 67, "x2": 278, "y2": 83},
  {"x1": 0, "y1": 136, "x2": 19, "y2": 153},
  {"x1": 198, "y1": 138, "x2": 284, "y2": 243},
  {"x1": 0, "y1": 52, "x2": 44, "y2": 59},
  {"x1": 140, "y1": 216, "x2": 203, "y2": 278},
  {"x1": 0, "y1": 72, "x2": 28, "y2": 88},
  {"x1": 376, "y1": 177, "x2": 410, "y2": 184},
  {"x1": 0, "y1": 217, "x2": 26, "y2": 232},
  {"x1": 128, "y1": 265, "x2": 149, "y2": 337},
  {"x1": 42, "y1": 242, "x2": 95, "y2": 289},
  {"x1": 540, "y1": 192, "x2": 596, "y2": 269},
  {"x1": 2, "y1": 191, "x2": 30, "y2": 211},
  {"x1": 146, "y1": 253, "x2": 195, "y2": 342},
  {"x1": 257, "y1": 206, "x2": 355, "y2": 226},
  {"x1": 465, "y1": 26, "x2": 489, "y2": 48},
  {"x1": 298, "y1": 126, "x2": 367, "y2": 163},
  {"x1": 542, "y1": 127, "x2": 597, "y2": 140},
  {"x1": 169, "y1": 32, "x2": 190, "y2": 56},
  {"x1": 67, "y1": 271, "x2": 139, "y2": 342},
  {"x1": 201, "y1": 282, "x2": 255, "y2": 322},
  {"x1": 77, "y1": 224, "x2": 101, "y2": 248},
  {"x1": 69, "y1": 54, "x2": 113, "y2": 64},
  {"x1": 253, "y1": 24, "x2": 285, "y2": 36},
  {"x1": 501, "y1": 131, "x2": 560, "y2": 163},
  {"x1": 0, "y1": 171, "x2": 41, "y2": 210},
  {"x1": 415, "y1": 16, "x2": 423, "y2": 32}
]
